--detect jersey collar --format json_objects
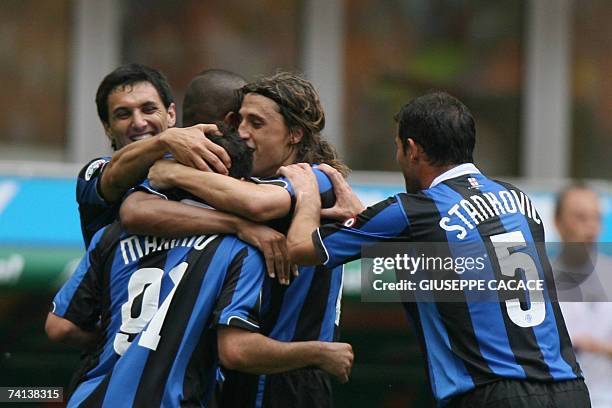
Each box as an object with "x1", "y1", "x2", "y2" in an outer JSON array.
[{"x1": 429, "y1": 163, "x2": 481, "y2": 188}]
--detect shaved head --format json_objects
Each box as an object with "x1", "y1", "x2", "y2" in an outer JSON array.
[{"x1": 182, "y1": 69, "x2": 247, "y2": 126}]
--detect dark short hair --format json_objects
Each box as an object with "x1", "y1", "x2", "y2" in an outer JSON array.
[
  {"x1": 554, "y1": 182, "x2": 594, "y2": 220},
  {"x1": 95, "y1": 64, "x2": 174, "y2": 125},
  {"x1": 182, "y1": 69, "x2": 247, "y2": 127},
  {"x1": 394, "y1": 91, "x2": 475, "y2": 166},
  {"x1": 208, "y1": 123, "x2": 253, "y2": 179}
]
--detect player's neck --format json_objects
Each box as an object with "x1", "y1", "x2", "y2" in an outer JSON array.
[{"x1": 419, "y1": 163, "x2": 456, "y2": 189}]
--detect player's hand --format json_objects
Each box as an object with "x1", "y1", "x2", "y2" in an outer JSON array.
[
  {"x1": 147, "y1": 159, "x2": 183, "y2": 190},
  {"x1": 318, "y1": 342, "x2": 354, "y2": 384},
  {"x1": 317, "y1": 163, "x2": 365, "y2": 221},
  {"x1": 277, "y1": 163, "x2": 320, "y2": 202},
  {"x1": 235, "y1": 219, "x2": 293, "y2": 285},
  {"x1": 159, "y1": 124, "x2": 231, "y2": 175}
]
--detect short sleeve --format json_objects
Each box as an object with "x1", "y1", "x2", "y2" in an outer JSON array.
[
  {"x1": 212, "y1": 245, "x2": 265, "y2": 332},
  {"x1": 77, "y1": 157, "x2": 118, "y2": 246},
  {"x1": 251, "y1": 166, "x2": 336, "y2": 209},
  {"x1": 52, "y1": 227, "x2": 107, "y2": 330}
]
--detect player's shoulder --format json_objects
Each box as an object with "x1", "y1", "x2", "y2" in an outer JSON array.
[
  {"x1": 249, "y1": 164, "x2": 333, "y2": 192},
  {"x1": 87, "y1": 220, "x2": 123, "y2": 256},
  {"x1": 489, "y1": 176, "x2": 522, "y2": 193},
  {"x1": 78, "y1": 156, "x2": 111, "y2": 181},
  {"x1": 219, "y1": 235, "x2": 263, "y2": 259},
  {"x1": 215, "y1": 236, "x2": 266, "y2": 277}
]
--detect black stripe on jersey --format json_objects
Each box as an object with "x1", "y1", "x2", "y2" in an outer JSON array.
[
  {"x1": 495, "y1": 180, "x2": 580, "y2": 378},
  {"x1": 133, "y1": 237, "x2": 223, "y2": 407},
  {"x1": 262, "y1": 281, "x2": 288, "y2": 336},
  {"x1": 182, "y1": 329, "x2": 217, "y2": 406},
  {"x1": 444, "y1": 177, "x2": 553, "y2": 381},
  {"x1": 398, "y1": 192, "x2": 496, "y2": 384},
  {"x1": 320, "y1": 187, "x2": 336, "y2": 210},
  {"x1": 79, "y1": 375, "x2": 112, "y2": 408},
  {"x1": 293, "y1": 266, "x2": 333, "y2": 341},
  {"x1": 213, "y1": 246, "x2": 249, "y2": 322}
]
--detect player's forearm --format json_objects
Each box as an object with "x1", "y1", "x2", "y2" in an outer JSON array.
[
  {"x1": 287, "y1": 192, "x2": 322, "y2": 265},
  {"x1": 120, "y1": 192, "x2": 245, "y2": 238},
  {"x1": 165, "y1": 166, "x2": 291, "y2": 222},
  {"x1": 45, "y1": 313, "x2": 98, "y2": 349},
  {"x1": 218, "y1": 329, "x2": 327, "y2": 374},
  {"x1": 100, "y1": 136, "x2": 167, "y2": 202}
]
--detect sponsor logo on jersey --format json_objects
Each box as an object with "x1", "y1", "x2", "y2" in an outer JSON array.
[
  {"x1": 84, "y1": 159, "x2": 107, "y2": 181},
  {"x1": 343, "y1": 216, "x2": 356, "y2": 227}
]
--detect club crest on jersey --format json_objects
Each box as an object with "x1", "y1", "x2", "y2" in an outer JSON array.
[
  {"x1": 84, "y1": 159, "x2": 107, "y2": 181},
  {"x1": 467, "y1": 177, "x2": 483, "y2": 190}
]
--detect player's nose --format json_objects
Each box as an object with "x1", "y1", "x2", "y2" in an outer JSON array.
[
  {"x1": 131, "y1": 110, "x2": 147, "y2": 130},
  {"x1": 238, "y1": 120, "x2": 251, "y2": 141}
]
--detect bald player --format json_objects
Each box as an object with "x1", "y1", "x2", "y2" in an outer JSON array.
[{"x1": 182, "y1": 69, "x2": 247, "y2": 127}]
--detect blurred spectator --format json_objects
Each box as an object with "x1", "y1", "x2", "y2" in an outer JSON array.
[{"x1": 556, "y1": 184, "x2": 612, "y2": 408}]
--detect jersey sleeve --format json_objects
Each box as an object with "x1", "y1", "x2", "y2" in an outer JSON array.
[
  {"x1": 212, "y1": 245, "x2": 265, "y2": 332},
  {"x1": 77, "y1": 157, "x2": 119, "y2": 247},
  {"x1": 251, "y1": 166, "x2": 336, "y2": 209},
  {"x1": 130, "y1": 178, "x2": 215, "y2": 210},
  {"x1": 313, "y1": 195, "x2": 411, "y2": 268},
  {"x1": 51, "y1": 227, "x2": 107, "y2": 331},
  {"x1": 131, "y1": 178, "x2": 169, "y2": 199}
]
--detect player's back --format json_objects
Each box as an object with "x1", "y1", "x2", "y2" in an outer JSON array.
[
  {"x1": 398, "y1": 170, "x2": 581, "y2": 402},
  {"x1": 221, "y1": 167, "x2": 343, "y2": 408},
  {"x1": 55, "y1": 221, "x2": 263, "y2": 407}
]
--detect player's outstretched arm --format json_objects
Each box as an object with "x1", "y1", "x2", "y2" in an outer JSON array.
[
  {"x1": 100, "y1": 125, "x2": 229, "y2": 203},
  {"x1": 120, "y1": 192, "x2": 291, "y2": 280},
  {"x1": 147, "y1": 160, "x2": 292, "y2": 222},
  {"x1": 279, "y1": 164, "x2": 324, "y2": 265},
  {"x1": 45, "y1": 313, "x2": 98, "y2": 349},
  {"x1": 217, "y1": 326, "x2": 353, "y2": 383}
]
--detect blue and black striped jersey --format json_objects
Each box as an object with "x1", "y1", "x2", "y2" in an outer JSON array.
[
  {"x1": 137, "y1": 167, "x2": 344, "y2": 407},
  {"x1": 247, "y1": 168, "x2": 343, "y2": 407},
  {"x1": 52, "y1": 221, "x2": 264, "y2": 407},
  {"x1": 312, "y1": 164, "x2": 581, "y2": 405},
  {"x1": 77, "y1": 157, "x2": 118, "y2": 247}
]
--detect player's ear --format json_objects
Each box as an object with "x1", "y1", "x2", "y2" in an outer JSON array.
[
  {"x1": 289, "y1": 128, "x2": 303, "y2": 145},
  {"x1": 166, "y1": 103, "x2": 177, "y2": 127},
  {"x1": 224, "y1": 111, "x2": 240, "y2": 128},
  {"x1": 406, "y1": 138, "x2": 419, "y2": 160}
]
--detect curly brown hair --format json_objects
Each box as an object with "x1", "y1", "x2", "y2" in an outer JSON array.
[{"x1": 239, "y1": 72, "x2": 349, "y2": 177}]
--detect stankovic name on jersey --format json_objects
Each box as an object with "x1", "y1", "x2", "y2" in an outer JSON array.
[
  {"x1": 120, "y1": 234, "x2": 215, "y2": 265},
  {"x1": 439, "y1": 188, "x2": 541, "y2": 239}
]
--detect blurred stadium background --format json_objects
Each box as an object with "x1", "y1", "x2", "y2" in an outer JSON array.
[{"x1": 0, "y1": 1, "x2": 611, "y2": 406}]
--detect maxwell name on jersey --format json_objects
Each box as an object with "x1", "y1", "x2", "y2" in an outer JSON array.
[
  {"x1": 120, "y1": 234, "x2": 215, "y2": 265},
  {"x1": 439, "y1": 187, "x2": 541, "y2": 239}
]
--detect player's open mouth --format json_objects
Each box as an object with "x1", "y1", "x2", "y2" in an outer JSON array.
[{"x1": 130, "y1": 133, "x2": 154, "y2": 142}]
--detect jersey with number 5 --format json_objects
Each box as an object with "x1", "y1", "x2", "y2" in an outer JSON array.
[
  {"x1": 52, "y1": 221, "x2": 263, "y2": 407},
  {"x1": 313, "y1": 165, "x2": 581, "y2": 405}
]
